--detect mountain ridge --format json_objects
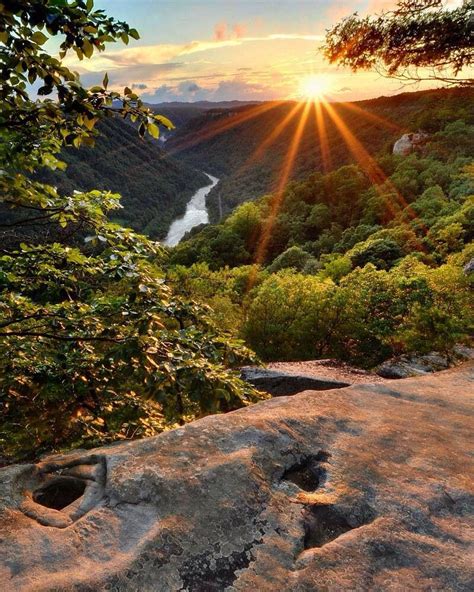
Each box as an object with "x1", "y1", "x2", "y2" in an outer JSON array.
[{"x1": 166, "y1": 87, "x2": 473, "y2": 223}]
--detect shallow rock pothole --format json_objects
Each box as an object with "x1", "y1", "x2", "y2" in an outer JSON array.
[
  {"x1": 302, "y1": 503, "x2": 376, "y2": 549},
  {"x1": 33, "y1": 476, "x2": 87, "y2": 511},
  {"x1": 282, "y1": 452, "x2": 330, "y2": 491},
  {"x1": 303, "y1": 505, "x2": 353, "y2": 548}
]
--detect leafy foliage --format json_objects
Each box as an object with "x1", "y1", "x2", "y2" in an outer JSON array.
[
  {"x1": 169, "y1": 112, "x2": 473, "y2": 366},
  {"x1": 323, "y1": 0, "x2": 473, "y2": 86},
  {"x1": 0, "y1": 1, "x2": 262, "y2": 463},
  {"x1": 166, "y1": 88, "x2": 472, "y2": 220}
]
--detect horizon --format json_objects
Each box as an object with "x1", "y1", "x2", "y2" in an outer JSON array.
[
  {"x1": 54, "y1": 0, "x2": 468, "y2": 104},
  {"x1": 142, "y1": 86, "x2": 456, "y2": 107}
]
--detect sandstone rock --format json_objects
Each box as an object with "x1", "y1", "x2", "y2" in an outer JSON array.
[
  {"x1": 393, "y1": 132, "x2": 429, "y2": 156},
  {"x1": 376, "y1": 350, "x2": 473, "y2": 379},
  {"x1": 376, "y1": 353, "x2": 450, "y2": 378},
  {"x1": 241, "y1": 367, "x2": 350, "y2": 395},
  {"x1": 464, "y1": 258, "x2": 474, "y2": 274},
  {"x1": 0, "y1": 363, "x2": 473, "y2": 591}
]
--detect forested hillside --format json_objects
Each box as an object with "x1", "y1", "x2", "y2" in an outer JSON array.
[
  {"x1": 168, "y1": 105, "x2": 474, "y2": 366},
  {"x1": 167, "y1": 88, "x2": 473, "y2": 222},
  {"x1": 39, "y1": 117, "x2": 208, "y2": 239},
  {"x1": 150, "y1": 100, "x2": 259, "y2": 133}
]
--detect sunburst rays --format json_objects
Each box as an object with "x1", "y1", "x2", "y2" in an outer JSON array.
[
  {"x1": 239, "y1": 101, "x2": 305, "y2": 173},
  {"x1": 161, "y1": 87, "x2": 426, "y2": 267},
  {"x1": 321, "y1": 100, "x2": 426, "y2": 237},
  {"x1": 313, "y1": 99, "x2": 332, "y2": 172},
  {"x1": 253, "y1": 100, "x2": 312, "y2": 265},
  {"x1": 167, "y1": 100, "x2": 286, "y2": 156}
]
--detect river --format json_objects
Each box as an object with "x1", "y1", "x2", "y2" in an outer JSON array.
[{"x1": 164, "y1": 173, "x2": 219, "y2": 247}]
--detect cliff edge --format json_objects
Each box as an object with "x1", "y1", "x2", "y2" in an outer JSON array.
[{"x1": 1, "y1": 363, "x2": 473, "y2": 591}]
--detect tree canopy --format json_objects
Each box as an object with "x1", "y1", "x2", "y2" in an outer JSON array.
[
  {"x1": 323, "y1": 0, "x2": 473, "y2": 86},
  {"x1": 0, "y1": 0, "x2": 261, "y2": 463}
]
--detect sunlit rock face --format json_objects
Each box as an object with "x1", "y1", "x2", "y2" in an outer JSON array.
[
  {"x1": 393, "y1": 132, "x2": 430, "y2": 155},
  {"x1": 0, "y1": 364, "x2": 473, "y2": 591}
]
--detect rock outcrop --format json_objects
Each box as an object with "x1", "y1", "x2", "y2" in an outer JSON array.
[
  {"x1": 376, "y1": 348, "x2": 474, "y2": 379},
  {"x1": 393, "y1": 132, "x2": 429, "y2": 156},
  {"x1": 1, "y1": 363, "x2": 473, "y2": 591},
  {"x1": 376, "y1": 352, "x2": 451, "y2": 379},
  {"x1": 241, "y1": 367, "x2": 350, "y2": 395}
]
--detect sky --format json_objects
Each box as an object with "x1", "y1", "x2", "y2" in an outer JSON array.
[{"x1": 58, "y1": 0, "x2": 463, "y2": 103}]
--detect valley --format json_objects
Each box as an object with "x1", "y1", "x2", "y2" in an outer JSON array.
[
  {"x1": 1, "y1": 2, "x2": 473, "y2": 589},
  {"x1": 166, "y1": 88, "x2": 473, "y2": 223}
]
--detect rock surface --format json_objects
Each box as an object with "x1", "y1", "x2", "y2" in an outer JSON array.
[
  {"x1": 376, "y1": 353, "x2": 451, "y2": 379},
  {"x1": 376, "y1": 349, "x2": 474, "y2": 379},
  {"x1": 393, "y1": 132, "x2": 429, "y2": 156},
  {"x1": 0, "y1": 363, "x2": 473, "y2": 591},
  {"x1": 241, "y1": 367, "x2": 350, "y2": 395},
  {"x1": 268, "y1": 359, "x2": 387, "y2": 385}
]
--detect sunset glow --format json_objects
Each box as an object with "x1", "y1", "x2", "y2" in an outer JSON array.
[
  {"x1": 56, "y1": 0, "x2": 453, "y2": 104},
  {"x1": 298, "y1": 75, "x2": 331, "y2": 101}
]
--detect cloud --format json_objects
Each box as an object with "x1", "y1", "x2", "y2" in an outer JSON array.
[
  {"x1": 215, "y1": 21, "x2": 246, "y2": 41},
  {"x1": 214, "y1": 22, "x2": 228, "y2": 41},
  {"x1": 142, "y1": 80, "x2": 211, "y2": 103},
  {"x1": 177, "y1": 81, "x2": 203, "y2": 93},
  {"x1": 78, "y1": 62, "x2": 183, "y2": 89},
  {"x1": 211, "y1": 79, "x2": 277, "y2": 101},
  {"x1": 132, "y1": 83, "x2": 148, "y2": 90},
  {"x1": 141, "y1": 76, "x2": 280, "y2": 104},
  {"x1": 233, "y1": 23, "x2": 247, "y2": 39},
  {"x1": 65, "y1": 34, "x2": 325, "y2": 75},
  {"x1": 142, "y1": 84, "x2": 180, "y2": 103}
]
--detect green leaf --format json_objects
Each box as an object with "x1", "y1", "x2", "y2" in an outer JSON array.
[
  {"x1": 147, "y1": 123, "x2": 159, "y2": 139},
  {"x1": 86, "y1": 0, "x2": 94, "y2": 12},
  {"x1": 84, "y1": 116, "x2": 98, "y2": 130},
  {"x1": 155, "y1": 115, "x2": 175, "y2": 130},
  {"x1": 0, "y1": 31, "x2": 9, "y2": 44},
  {"x1": 103, "y1": 72, "x2": 109, "y2": 89},
  {"x1": 31, "y1": 32, "x2": 48, "y2": 45},
  {"x1": 82, "y1": 38, "x2": 94, "y2": 59},
  {"x1": 129, "y1": 29, "x2": 140, "y2": 40}
]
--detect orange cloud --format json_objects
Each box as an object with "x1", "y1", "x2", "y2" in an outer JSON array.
[
  {"x1": 233, "y1": 23, "x2": 247, "y2": 39},
  {"x1": 214, "y1": 22, "x2": 228, "y2": 41}
]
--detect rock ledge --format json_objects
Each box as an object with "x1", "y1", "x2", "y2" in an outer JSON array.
[{"x1": 0, "y1": 363, "x2": 473, "y2": 591}]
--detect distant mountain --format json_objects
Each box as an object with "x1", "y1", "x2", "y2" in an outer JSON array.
[
  {"x1": 148, "y1": 101, "x2": 261, "y2": 142},
  {"x1": 165, "y1": 88, "x2": 473, "y2": 222},
  {"x1": 40, "y1": 117, "x2": 208, "y2": 239}
]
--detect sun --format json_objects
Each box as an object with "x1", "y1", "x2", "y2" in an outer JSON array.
[{"x1": 299, "y1": 74, "x2": 331, "y2": 101}]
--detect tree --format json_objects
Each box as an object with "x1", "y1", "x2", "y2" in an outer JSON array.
[
  {"x1": 267, "y1": 246, "x2": 315, "y2": 274},
  {"x1": 324, "y1": 0, "x2": 473, "y2": 86},
  {"x1": 349, "y1": 237, "x2": 404, "y2": 270},
  {"x1": 0, "y1": 1, "x2": 261, "y2": 462},
  {"x1": 243, "y1": 272, "x2": 334, "y2": 361}
]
